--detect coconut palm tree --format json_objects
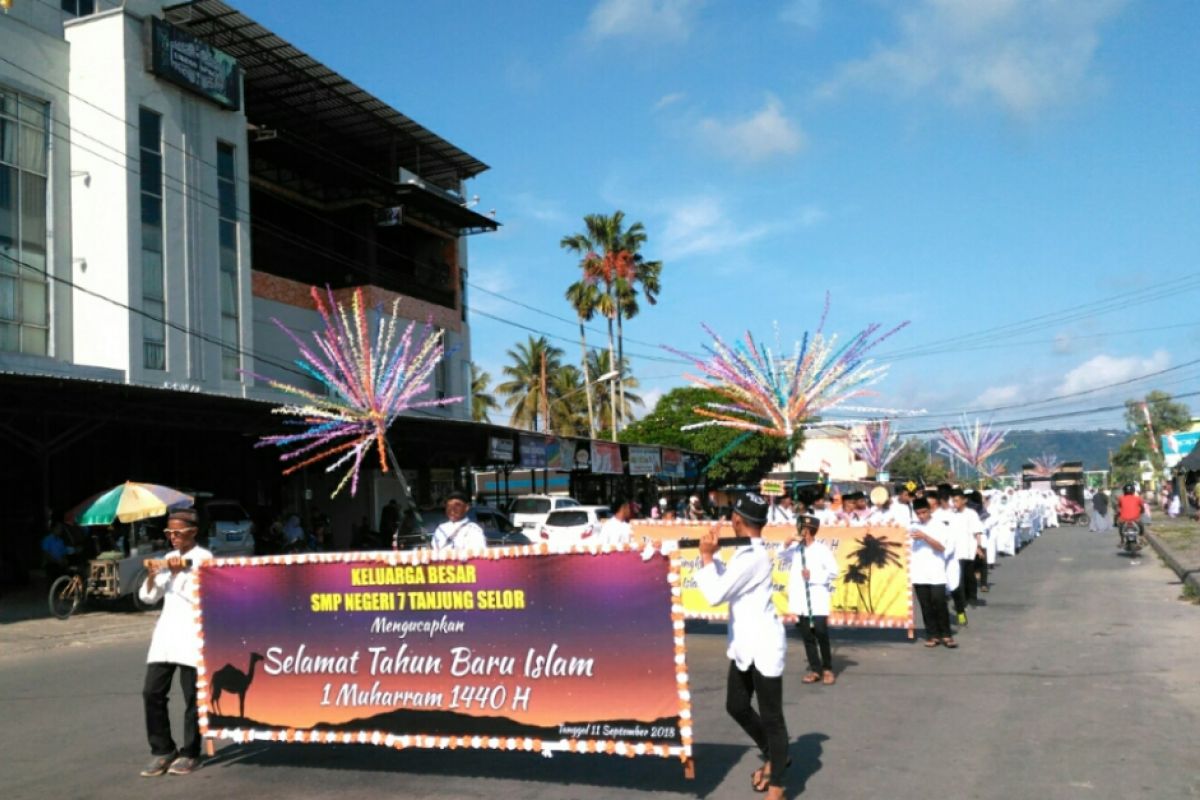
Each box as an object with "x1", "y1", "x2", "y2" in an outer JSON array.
[
  {"x1": 565, "y1": 279, "x2": 602, "y2": 438},
  {"x1": 547, "y1": 365, "x2": 590, "y2": 436},
  {"x1": 469, "y1": 363, "x2": 500, "y2": 423},
  {"x1": 615, "y1": 254, "x2": 661, "y2": 416},
  {"x1": 495, "y1": 336, "x2": 564, "y2": 431},
  {"x1": 849, "y1": 534, "x2": 903, "y2": 613},
  {"x1": 586, "y1": 350, "x2": 642, "y2": 433},
  {"x1": 561, "y1": 211, "x2": 656, "y2": 439}
]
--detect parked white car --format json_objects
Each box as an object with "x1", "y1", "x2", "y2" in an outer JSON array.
[
  {"x1": 204, "y1": 500, "x2": 255, "y2": 557},
  {"x1": 508, "y1": 495, "x2": 580, "y2": 532},
  {"x1": 537, "y1": 505, "x2": 613, "y2": 547}
]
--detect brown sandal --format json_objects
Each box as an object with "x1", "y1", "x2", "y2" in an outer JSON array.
[
  {"x1": 924, "y1": 638, "x2": 940, "y2": 647},
  {"x1": 801, "y1": 672, "x2": 821, "y2": 684},
  {"x1": 941, "y1": 637, "x2": 959, "y2": 649},
  {"x1": 822, "y1": 670, "x2": 836, "y2": 685}
]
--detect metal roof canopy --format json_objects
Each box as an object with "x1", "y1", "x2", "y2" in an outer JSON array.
[{"x1": 162, "y1": 0, "x2": 489, "y2": 191}]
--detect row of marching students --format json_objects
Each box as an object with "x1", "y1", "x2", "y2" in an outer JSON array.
[{"x1": 690, "y1": 486, "x2": 995, "y2": 796}]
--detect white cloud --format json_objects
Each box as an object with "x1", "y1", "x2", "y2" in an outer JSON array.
[
  {"x1": 658, "y1": 196, "x2": 773, "y2": 260},
  {"x1": 509, "y1": 192, "x2": 567, "y2": 225},
  {"x1": 972, "y1": 384, "x2": 1021, "y2": 408},
  {"x1": 586, "y1": 0, "x2": 703, "y2": 41},
  {"x1": 467, "y1": 263, "x2": 517, "y2": 316},
  {"x1": 798, "y1": 204, "x2": 827, "y2": 227},
  {"x1": 634, "y1": 387, "x2": 665, "y2": 419},
  {"x1": 820, "y1": 0, "x2": 1127, "y2": 119},
  {"x1": 697, "y1": 94, "x2": 805, "y2": 163},
  {"x1": 1052, "y1": 332, "x2": 1073, "y2": 354},
  {"x1": 653, "y1": 91, "x2": 687, "y2": 112},
  {"x1": 1056, "y1": 350, "x2": 1170, "y2": 395},
  {"x1": 780, "y1": 0, "x2": 821, "y2": 29}
]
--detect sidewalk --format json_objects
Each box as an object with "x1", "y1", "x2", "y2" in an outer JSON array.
[
  {"x1": 0, "y1": 577, "x2": 156, "y2": 658},
  {"x1": 1145, "y1": 517, "x2": 1200, "y2": 598}
]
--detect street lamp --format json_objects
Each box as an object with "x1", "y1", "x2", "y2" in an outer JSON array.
[{"x1": 547, "y1": 370, "x2": 619, "y2": 437}]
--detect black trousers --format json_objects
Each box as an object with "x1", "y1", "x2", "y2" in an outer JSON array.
[
  {"x1": 144, "y1": 662, "x2": 199, "y2": 758},
  {"x1": 914, "y1": 584, "x2": 951, "y2": 639},
  {"x1": 795, "y1": 615, "x2": 832, "y2": 671},
  {"x1": 952, "y1": 558, "x2": 977, "y2": 613},
  {"x1": 974, "y1": 553, "x2": 988, "y2": 588},
  {"x1": 726, "y1": 662, "x2": 789, "y2": 788}
]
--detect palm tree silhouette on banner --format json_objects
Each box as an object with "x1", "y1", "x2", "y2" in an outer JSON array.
[
  {"x1": 838, "y1": 562, "x2": 870, "y2": 613},
  {"x1": 848, "y1": 534, "x2": 903, "y2": 614}
]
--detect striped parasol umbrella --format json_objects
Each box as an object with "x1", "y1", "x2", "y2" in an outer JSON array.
[{"x1": 71, "y1": 482, "x2": 194, "y2": 526}]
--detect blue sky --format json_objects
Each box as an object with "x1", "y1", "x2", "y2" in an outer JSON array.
[{"x1": 234, "y1": 0, "x2": 1200, "y2": 431}]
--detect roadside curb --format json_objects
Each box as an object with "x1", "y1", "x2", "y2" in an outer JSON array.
[{"x1": 1145, "y1": 531, "x2": 1200, "y2": 597}]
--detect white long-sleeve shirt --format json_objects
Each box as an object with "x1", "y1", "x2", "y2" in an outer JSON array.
[
  {"x1": 431, "y1": 519, "x2": 487, "y2": 551},
  {"x1": 139, "y1": 546, "x2": 211, "y2": 667},
  {"x1": 596, "y1": 516, "x2": 632, "y2": 546},
  {"x1": 695, "y1": 539, "x2": 786, "y2": 677},
  {"x1": 908, "y1": 522, "x2": 950, "y2": 585},
  {"x1": 782, "y1": 540, "x2": 839, "y2": 617}
]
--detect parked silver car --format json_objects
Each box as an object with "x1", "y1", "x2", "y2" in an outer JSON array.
[{"x1": 203, "y1": 500, "x2": 255, "y2": 557}]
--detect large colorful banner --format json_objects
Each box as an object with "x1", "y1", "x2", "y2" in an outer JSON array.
[
  {"x1": 631, "y1": 522, "x2": 913, "y2": 632},
  {"x1": 195, "y1": 548, "x2": 693, "y2": 760}
]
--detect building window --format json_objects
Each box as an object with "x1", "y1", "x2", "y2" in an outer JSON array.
[
  {"x1": 0, "y1": 88, "x2": 50, "y2": 356},
  {"x1": 139, "y1": 107, "x2": 165, "y2": 370},
  {"x1": 60, "y1": 0, "x2": 97, "y2": 16},
  {"x1": 217, "y1": 142, "x2": 239, "y2": 380}
]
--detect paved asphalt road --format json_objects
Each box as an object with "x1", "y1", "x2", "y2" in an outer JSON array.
[{"x1": 1, "y1": 525, "x2": 1198, "y2": 800}]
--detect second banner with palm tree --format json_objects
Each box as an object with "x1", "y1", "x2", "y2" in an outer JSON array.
[{"x1": 637, "y1": 521, "x2": 914, "y2": 632}]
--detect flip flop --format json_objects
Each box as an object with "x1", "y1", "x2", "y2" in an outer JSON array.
[
  {"x1": 801, "y1": 672, "x2": 821, "y2": 684},
  {"x1": 751, "y1": 765, "x2": 770, "y2": 792},
  {"x1": 924, "y1": 639, "x2": 940, "y2": 648},
  {"x1": 942, "y1": 638, "x2": 959, "y2": 649},
  {"x1": 822, "y1": 670, "x2": 836, "y2": 685}
]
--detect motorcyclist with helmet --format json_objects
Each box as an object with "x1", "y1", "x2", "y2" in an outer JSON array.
[{"x1": 1115, "y1": 484, "x2": 1146, "y2": 549}]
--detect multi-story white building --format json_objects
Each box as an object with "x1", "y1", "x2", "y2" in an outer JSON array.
[{"x1": 0, "y1": 0, "x2": 498, "y2": 563}]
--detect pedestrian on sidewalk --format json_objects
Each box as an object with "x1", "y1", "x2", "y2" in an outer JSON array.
[{"x1": 138, "y1": 509, "x2": 211, "y2": 777}]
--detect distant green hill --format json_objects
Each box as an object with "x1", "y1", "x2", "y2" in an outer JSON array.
[{"x1": 991, "y1": 429, "x2": 1126, "y2": 472}]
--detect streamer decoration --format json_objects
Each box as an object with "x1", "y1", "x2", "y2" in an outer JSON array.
[
  {"x1": 666, "y1": 299, "x2": 908, "y2": 459},
  {"x1": 851, "y1": 419, "x2": 901, "y2": 473},
  {"x1": 937, "y1": 417, "x2": 1008, "y2": 476},
  {"x1": 254, "y1": 286, "x2": 461, "y2": 497}
]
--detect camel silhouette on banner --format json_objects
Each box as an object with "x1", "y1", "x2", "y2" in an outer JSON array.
[{"x1": 212, "y1": 652, "x2": 264, "y2": 719}]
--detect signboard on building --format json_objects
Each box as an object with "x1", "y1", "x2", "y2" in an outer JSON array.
[
  {"x1": 659, "y1": 449, "x2": 684, "y2": 479},
  {"x1": 487, "y1": 436, "x2": 514, "y2": 463},
  {"x1": 627, "y1": 446, "x2": 661, "y2": 476},
  {"x1": 144, "y1": 17, "x2": 242, "y2": 111},
  {"x1": 591, "y1": 442, "x2": 623, "y2": 475},
  {"x1": 545, "y1": 437, "x2": 572, "y2": 471},
  {"x1": 518, "y1": 435, "x2": 548, "y2": 469},
  {"x1": 1162, "y1": 431, "x2": 1200, "y2": 468}
]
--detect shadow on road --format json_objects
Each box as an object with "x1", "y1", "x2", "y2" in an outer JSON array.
[{"x1": 201, "y1": 739, "x2": 760, "y2": 796}]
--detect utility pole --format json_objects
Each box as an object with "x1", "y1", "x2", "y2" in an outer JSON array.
[{"x1": 541, "y1": 350, "x2": 549, "y2": 434}]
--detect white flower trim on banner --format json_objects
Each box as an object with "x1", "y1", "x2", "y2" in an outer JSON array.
[{"x1": 195, "y1": 544, "x2": 694, "y2": 763}]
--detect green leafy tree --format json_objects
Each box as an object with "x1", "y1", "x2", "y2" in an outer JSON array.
[
  {"x1": 619, "y1": 387, "x2": 790, "y2": 486},
  {"x1": 547, "y1": 365, "x2": 590, "y2": 436},
  {"x1": 887, "y1": 438, "x2": 953, "y2": 485},
  {"x1": 469, "y1": 363, "x2": 500, "y2": 423},
  {"x1": 496, "y1": 336, "x2": 564, "y2": 431},
  {"x1": 1120, "y1": 390, "x2": 1193, "y2": 474}
]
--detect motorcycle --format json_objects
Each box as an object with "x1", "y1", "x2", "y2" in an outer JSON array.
[{"x1": 1120, "y1": 520, "x2": 1141, "y2": 554}]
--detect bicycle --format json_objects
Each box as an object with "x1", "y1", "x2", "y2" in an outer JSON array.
[{"x1": 48, "y1": 569, "x2": 88, "y2": 619}]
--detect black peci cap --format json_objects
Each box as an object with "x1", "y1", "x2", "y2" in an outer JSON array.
[
  {"x1": 732, "y1": 493, "x2": 769, "y2": 526},
  {"x1": 911, "y1": 497, "x2": 930, "y2": 511},
  {"x1": 798, "y1": 514, "x2": 821, "y2": 532}
]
